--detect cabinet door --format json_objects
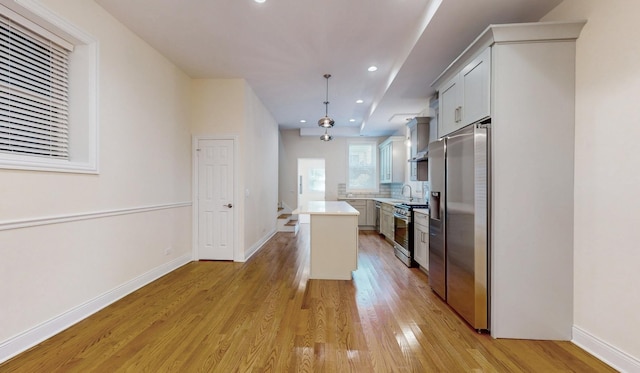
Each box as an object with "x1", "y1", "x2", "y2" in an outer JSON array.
[
  {"x1": 380, "y1": 209, "x2": 388, "y2": 236},
  {"x1": 381, "y1": 207, "x2": 394, "y2": 239},
  {"x1": 366, "y1": 200, "x2": 376, "y2": 225},
  {"x1": 379, "y1": 144, "x2": 389, "y2": 183},
  {"x1": 438, "y1": 75, "x2": 461, "y2": 138},
  {"x1": 461, "y1": 47, "x2": 491, "y2": 126},
  {"x1": 414, "y1": 223, "x2": 429, "y2": 268},
  {"x1": 346, "y1": 200, "x2": 367, "y2": 226},
  {"x1": 385, "y1": 210, "x2": 395, "y2": 239}
]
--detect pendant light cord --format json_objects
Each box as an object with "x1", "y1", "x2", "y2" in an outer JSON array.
[{"x1": 324, "y1": 74, "x2": 331, "y2": 116}]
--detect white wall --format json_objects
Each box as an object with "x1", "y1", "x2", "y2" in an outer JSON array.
[
  {"x1": 0, "y1": 0, "x2": 192, "y2": 360},
  {"x1": 543, "y1": 0, "x2": 640, "y2": 366},
  {"x1": 243, "y1": 84, "x2": 279, "y2": 257},
  {"x1": 278, "y1": 130, "x2": 350, "y2": 209},
  {"x1": 191, "y1": 79, "x2": 279, "y2": 260}
]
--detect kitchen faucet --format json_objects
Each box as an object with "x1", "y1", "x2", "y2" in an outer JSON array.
[{"x1": 401, "y1": 184, "x2": 413, "y2": 202}]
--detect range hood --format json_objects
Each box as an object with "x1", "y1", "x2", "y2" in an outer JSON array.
[
  {"x1": 409, "y1": 149, "x2": 428, "y2": 162},
  {"x1": 407, "y1": 116, "x2": 431, "y2": 162}
]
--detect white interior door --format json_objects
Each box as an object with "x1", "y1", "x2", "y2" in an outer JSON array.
[
  {"x1": 197, "y1": 139, "x2": 234, "y2": 260},
  {"x1": 297, "y1": 158, "x2": 325, "y2": 224}
]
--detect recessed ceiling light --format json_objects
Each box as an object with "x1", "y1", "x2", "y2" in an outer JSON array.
[
  {"x1": 349, "y1": 119, "x2": 356, "y2": 122},
  {"x1": 254, "y1": 0, "x2": 266, "y2": 3},
  {"x1": 300, "y1": 119, "x2": 306, "y2": 123},
  {"x1": 356, "y1": 99, "x2": 364, "y2": 104},
  {"x1": 367, "y1": 66, "x2": 378, "y2": 72}
]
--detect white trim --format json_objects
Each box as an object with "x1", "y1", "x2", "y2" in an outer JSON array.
[
  {"x1": 241, "y1": 228, "x2": 277, "y2": 262},
  {"x1": 572, "y1": 326, "x2": 640, "y2": 373},
  {"x1": 192, "y1": 134, "x2": 240, "y2": 261},
  {"x1": 0, "y1": 0, "x2": 100, "y2": 174},
  {"x1": 0, "y1": 202, "x2": 192, "y2": 231},
  {"x1": 0, "y1": 253, "x2": 192, "y2": 364}
]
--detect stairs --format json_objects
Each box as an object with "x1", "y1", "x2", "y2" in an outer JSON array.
[{"x1": 277, "y1": 208, "x2": 299, "y2": 235}]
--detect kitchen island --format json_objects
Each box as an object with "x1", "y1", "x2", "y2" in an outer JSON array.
[{"x1": 293, "y1": 201, "x2": 359, "y2": 280}]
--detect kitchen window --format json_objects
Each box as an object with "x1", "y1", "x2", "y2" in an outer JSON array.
[
  {"x1": 0, "y1": 1, "x2": 98, "y2": 173},
  {"x1": 346, "y1": 140, "x2": 378, "y2": 192}
]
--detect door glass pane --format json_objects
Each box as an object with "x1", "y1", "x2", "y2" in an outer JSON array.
[{"x1": 308, "y1": 168, "x2": 325, "y2": 192}]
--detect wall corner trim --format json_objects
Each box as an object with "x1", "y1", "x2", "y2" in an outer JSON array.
[
  {"x1": 572, "y1": 325, "x2": 640, "y2": 372},
  {"x1": 0, "y1": 254, "x2": 192, "y2": 364},
  {"x1": 241, "y1": 228, "x2": 277, "y2": 262}
]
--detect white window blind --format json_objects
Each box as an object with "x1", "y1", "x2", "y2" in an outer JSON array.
[
  {"x1": 0, "y1": 13, "x2": 70, "y2": 159},
  {"x1": 347, "y1": 141, "x2": 378, "y2": 192}
]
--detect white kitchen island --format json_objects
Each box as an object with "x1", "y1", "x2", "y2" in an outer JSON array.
[{"x1": 293, "y1": 201, "x2": 359, "y2": 280}]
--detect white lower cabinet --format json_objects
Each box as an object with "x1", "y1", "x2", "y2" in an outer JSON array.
[
  {"x1": 380, "y1": 202, "x2": 395, "y2": 240},
  {"x1": 413, "y1": 210, "x2": 429, "y2": 269},
  {"x1": 366, "y1": 200, "x2": 376, "y2": 226},
  {"x1": 344, "y1": 199, "x2": 367, "y2": 226}
]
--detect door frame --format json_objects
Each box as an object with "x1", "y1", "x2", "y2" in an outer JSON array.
[{"x1": 192, "y1": 134, "x2": 240, "y2": 261}]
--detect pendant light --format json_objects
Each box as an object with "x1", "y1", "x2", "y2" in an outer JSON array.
[
  {"x1": 318, "y1": 74, "x2": 335, "y2": 141},
  {"x1": 320, "y1": 129, "x2": 333, "y2": 141}
]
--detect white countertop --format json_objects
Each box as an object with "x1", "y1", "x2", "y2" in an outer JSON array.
[
  {"x1": 413, "y1": 208, "x2": 430, "y2": 215},
  {"x1": 293, "y1": 201, "x2": 359, "y2": 215},
  {"x1": 339, "y1": 197, "x2": 406, "y2": 205}
]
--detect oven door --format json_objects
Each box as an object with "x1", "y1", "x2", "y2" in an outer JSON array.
[{"x1": 393, "y1": 213, "x2": 410, "y2": 252}]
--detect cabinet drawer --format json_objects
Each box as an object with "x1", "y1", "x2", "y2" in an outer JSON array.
[
  {"x1": 414, "y1": 211, "x2": 429, "y2": 228},
  {"x1": 345, "y1": 200, "x2": 367, "y2": 208},
  {"x1": 381, "y1": 203, "x2": 394, "y2": 213}
]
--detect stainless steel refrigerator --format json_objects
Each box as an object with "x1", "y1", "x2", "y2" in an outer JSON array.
[{"x1": 428, "y1": 123, "x2": 489, "y2": 331}]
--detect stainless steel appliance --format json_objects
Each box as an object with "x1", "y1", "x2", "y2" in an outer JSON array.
[
  {"x1": 428, "y1": 122, "x2": 489, "y2": 331},
  {"x1": 374, "y1": 201, "x2": 381, "y2": 234},
  {"x1": 393, "y1": 202, "x2": 429, "y2": 267}
]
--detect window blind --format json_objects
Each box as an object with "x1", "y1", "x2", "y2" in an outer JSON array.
[{"x1": 0, "y1": 13, "x2": 70, "y2": 159}]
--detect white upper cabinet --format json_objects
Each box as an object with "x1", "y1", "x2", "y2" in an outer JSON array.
[
  {"x1": 431, "y1": 21, "x2": 587, "y2": 340},
  {"x1": 437, "y1": 47, "x2": 491, "y2": 138},
  {"x1": 379, "y1": 136, "x2": 405, "y2": 184}
]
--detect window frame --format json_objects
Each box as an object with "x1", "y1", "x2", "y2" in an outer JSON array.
[
  {"x1": 0, "y1": 0, "x2": 98, "y2": 174},
  {"x1": 346, "y1": 139, "x2": 379, "y2": 193}
]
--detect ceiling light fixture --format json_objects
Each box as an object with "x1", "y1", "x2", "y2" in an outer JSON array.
[
  {"x1": 254, "y1": 0, "x2": 266, "y2": 3},
  {"x1": 318, "y1": 74, "x2": 334, "y2": 129},
  {"x1": 356, "y1": 99, "x2": 364, "y2": 104},
  {"x1": 320, "y1": 131, "x2": 333, "y2": 142},
  {"x1": 300, "y1": 119, "x2": 306, "y2": 123},
  {"x1": 318, "y1": 74, "x2": 334, "y2": 142},
  {"x1": 368, "y1": 65, "x2": 378, "y2": 72}
]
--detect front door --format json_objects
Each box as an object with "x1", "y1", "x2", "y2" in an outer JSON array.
[{"x1": 197, "y1": 139, "x2": 234, "y2": 260}]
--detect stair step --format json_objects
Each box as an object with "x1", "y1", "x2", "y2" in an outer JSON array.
[
  {"x1": 278, "y1": 207, "x2": 284, "y2": 211},
  {"x1": 284, "y1": 221, "x2": 297, "y2": 227},
  {"x1": 278, "y1": 214, "x2": 292, "y2": 219}
]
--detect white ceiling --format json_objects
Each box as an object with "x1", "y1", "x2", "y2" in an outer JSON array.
[{"x1": 95, "y1": 0, "x2": 562, "y2": 137}]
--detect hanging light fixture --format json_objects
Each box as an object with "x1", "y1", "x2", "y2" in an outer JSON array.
[
  {"x1": 318, "y1": 74, "x2": 335, "y2": 132},
  {"x1": 320, "y1": 129, "x2": 333, "y2": 141}
]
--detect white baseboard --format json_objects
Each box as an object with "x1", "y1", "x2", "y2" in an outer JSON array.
[
  {"x1": 572, "y1": 325, "x2": 640, "y2": 373},
  {"x1": 0, "y1": 254, "x2": 192, "y2": 364},
  {"x1": 241, "y1": 228, "x2": 277, "y2": 262}
]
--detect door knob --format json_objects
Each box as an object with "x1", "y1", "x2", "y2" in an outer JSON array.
[{"x1": 223, "y1": 203, "x2": 233, "y2": 208}]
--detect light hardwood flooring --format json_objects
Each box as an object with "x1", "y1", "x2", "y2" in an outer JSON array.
[{"x1": 1, "y1": 226, "x2": 615, "y2": 372}]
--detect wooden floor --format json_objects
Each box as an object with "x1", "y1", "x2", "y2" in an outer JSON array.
[{"x1": 1, "y1": 226, "x2": 615, "y2": 372}]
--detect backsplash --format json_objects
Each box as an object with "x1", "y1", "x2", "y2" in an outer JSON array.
[
  {"x1": 338, "y1": 183, "x2": 392, "y2": 198},
  {"x1": 338, "y1": 182, "x2": 430, "y2": 204}
]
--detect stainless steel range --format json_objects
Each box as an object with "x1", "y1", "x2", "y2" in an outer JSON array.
[{"x1": 393, "y1": 202, "x2": 429, "y2": 267}]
